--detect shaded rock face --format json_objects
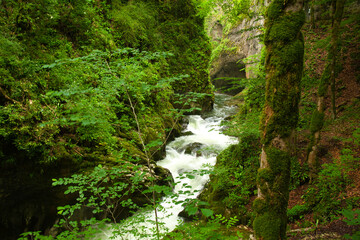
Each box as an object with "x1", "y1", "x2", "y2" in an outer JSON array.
[
  {"x1": 211, "y1": 58, "x2": 246, "y2": 95},
  {"x1": 209, "y1": 14, "x2": 264, "y2": 95},
  {"x1": 0, "y1": 161, "x2": 70, "y2": 240},
  {"x1": 0, "y1": 156, "x2": 173, "y2": 240}
]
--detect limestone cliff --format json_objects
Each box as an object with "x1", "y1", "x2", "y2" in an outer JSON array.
[{"x1": 207, "y1": 4, "x2": 264, "y2": 95}]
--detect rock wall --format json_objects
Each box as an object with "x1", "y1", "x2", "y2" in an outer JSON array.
[{"x1": 208, "y1": 8, "x2": 264, "y2": 95}]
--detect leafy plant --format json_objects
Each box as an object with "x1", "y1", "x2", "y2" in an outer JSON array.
[
  {"x1": 164, "y1": 213, "x2": 243, "y2": 240},
  {"x1": 193, "y1": 0, "x2": 254, "y2": 31},
  {"x1": 110, "y1": 1, "x2": 159, "y2": 49},
  {"x1": 19, "y1": 163, "x2": 173, "y2": 240},
  {"x1": 303, "y1": 162, "x2": 349, "y2": 223},
  {"x1": 289, "y1": 157, "x2": 309, "y2": 190},
  {"x1": 198, "y1": 133, "x2": 260, "y2": 224},
  {"x1": 341, "y1": 208, "x2": 360, "y2": 239},
  {"x1": 287, "y1": 204, "x2": 309, "y2": 223}
]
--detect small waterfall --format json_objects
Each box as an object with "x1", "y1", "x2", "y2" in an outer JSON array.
[{"x1": 101, "y1": 93, "x2": 238, "y2": 239}]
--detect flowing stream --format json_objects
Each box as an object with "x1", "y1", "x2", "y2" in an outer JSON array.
[{"x1": 101, "y1": 93, "x2": 238, "y2": 239}]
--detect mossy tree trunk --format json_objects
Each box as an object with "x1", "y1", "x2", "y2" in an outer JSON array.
[
  {"x1": 330, "y1": 0, "x2": 346, "y2": 119},
  {"x1": 253, "y1": 0, "x2": 305, "y2": 239},
  {"x1": 307, "y1": 0, "x2": 345, "y2": 180},
  {"x1": 310, "y1": 1, "x2": 315, "y2": 29}
]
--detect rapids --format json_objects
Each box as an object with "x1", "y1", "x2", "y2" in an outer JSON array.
[{"x1": 101, "y1": 93, "x2": 238, "y2": 239}]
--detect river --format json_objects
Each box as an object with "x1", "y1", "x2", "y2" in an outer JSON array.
[{"x1": 100, "y1": 93, "x2": 238, "y2": 239}]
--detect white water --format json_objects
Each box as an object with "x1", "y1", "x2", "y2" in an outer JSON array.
[{"x1": 101, "y1": 94, "x2": 238, "y2": 239}]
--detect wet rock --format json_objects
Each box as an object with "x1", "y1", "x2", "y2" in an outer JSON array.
[
  {"x1": 179, "y1": 142, "x2": 203, "y2": 156},
  {"x1": 180, "y1": 117, "x2": 189, "y2": 130},
  {"x1": 182, "y1": 131, "x2": 194, "y2": 137}
]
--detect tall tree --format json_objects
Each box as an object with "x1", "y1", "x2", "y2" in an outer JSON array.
[
  {"x1": 330, "y1": 0, "x2": 346, "y2": 119},
  {"x1": 307, "y1": 0, "x2": 346, "y2": 180},
  {"x1": 253, "y1": 0, "x2": 305, "y2": 239}
]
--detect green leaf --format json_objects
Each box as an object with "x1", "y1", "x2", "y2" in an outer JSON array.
[
  {"x1": 187, "y1": 174, "x2": 195, "y2": 179},
  {"x1": 197, "y1": 201, "x2": 209, "y2": 206},
  {"x1": 200, "y1": 208, "x2": 214, "y2": 218},
  {"x1": 186, "y1": 205, "x2": 198, "y2": 216}
]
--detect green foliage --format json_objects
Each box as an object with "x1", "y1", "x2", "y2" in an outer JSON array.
[
  {"x1": 309, "y1": 109, "x2": 325, "y2": 134},
  {"x1": 210, "y1": 39, "x2": 237, "y2": 65},
  {"x1": 1, "y1": 1, "x2": 215, "y2": 239},
  {"x1": 239, "y1": 78, "x2": 265, "y2": 114},
  {"x1": 352, "y1": 128, "x2": 360, "y2": 146},
  {"x1": 303, "y1": 162, "x2": 349, "y2": 223},
  {"x1": 289, "y1": 157, "x2": 309, "y2": 190},
  {"x1": 159, "y1": 21, "x2": 213, "y2": 103},
  {"x1": 110, "y1": 1, "x2": 159, "y2": 49},
  {"x1": 3, "y1": 0, "x2": 110, "y2": 57},
  {"x1": 193, "y1": 0, "x2": 254, "y2": 31},
  {"x1": 50, "y1": 163, "x2": 170, "y2": 239},
  {"x1": 1, "y1": 48, "x2": 182, "y2": 166},
  {"x1": 298, "y1": 94, "x2": 316, "y2": 130},
  {"x1": 302, "y1": 118, "x2": 360, "y2": 225},
  {"x1": 42, "y1": 48, "x2": 175, "y2": 143},
  {"x1": 19, "y1": 231, "x2": 53, "y2": 240},
  {"x1": 164, "y1": 214, "x2": 243, "y2": 240},
  {"x1": 215, "y1": 214, "x2": 239, "y2": 229},
  {"x1": 199, "y1": 133, "x2": 260, "y2": 222},
  {"x1": 339, "y1": 147, "x2": 360, "y2": 172},
  {"x1": 341, "y1": 208, "x2": 360, "y2": 239},
  {"x1": 20, "y1": 164, "x2": 173, "y2": 239},
  {"x1": 287, "y1": 204, "x2": 309, "y2": 223},
  {"x1": 221, "y1": 54, "x2": 265, "y2": 137},
  {"x1": 52, "y1": 164, "x2": 144, "y2": 218},
  {"x1": 181, "y1": 198, "x2": 213, "y2": 218}
]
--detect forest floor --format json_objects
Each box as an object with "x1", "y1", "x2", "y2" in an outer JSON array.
[{"x1": 286, "y1": 20, "x2": 360, "y2": 239}]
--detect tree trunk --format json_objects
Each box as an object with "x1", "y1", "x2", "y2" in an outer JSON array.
[
  {"x1": 330, "y1": 0, "x2": 346, "y2": 119},
  {"x1": 253, "y1": 0, "x2": 305, "y2": 239},
  {"x1": 310, "y1": 2, "x2": 315, "y2": 28},
  {"x1": 307, "y1": 0, "x2": 345, "y2": 180}
]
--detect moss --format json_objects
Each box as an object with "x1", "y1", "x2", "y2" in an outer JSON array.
[
  {"x1": 253, "y1": 198, "x2": 268, "y2": 213},
  {"x1": 261, "y1": 44, "x2": 303, "y2": 145},
  {"x1": 310, "y1": 109, "x2": 325, "y2": 134},
  {"x1": 266, "y1": 147, "x2": 291, "y2": 175},
  {"x1": 253, "y1": 211, "x2": 286, "y2": 240},
  {"x1": 256, "y1": 1, "x2": 304, "y2": 234},
  {"x1": 261, "y1": 29, "x2": 304, "y2": 145},
  {"x1": 287, "y1": 204, "x2": 309, "y2": 223},
  {"x1": 269, "y1": 39, "x2": 304, "y2": 77},
  {"x1": 198, "y1": 134, "x2": 260, "y2": 222},
  {"x1": 257, "y1": 130, "x2": 294, "y2": 234},
  {"x1": 118, "y1": 138, "x2": 147, "y2": 164},
  {"x1": 255, "y1": 147, "x2": 290, "y2": 216},
  {"x1": 267, "y1": 11, "x2": 305, "y2": 43},
  {"x1": 257, "y1": 168, "x2": 275, "y2": 184},
  {"x1": 266, "y1": 0, "x2": 284, "y2": 21},
  {"x1": 318, "y1": 64, "x2": 331, "y2": 97}
]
